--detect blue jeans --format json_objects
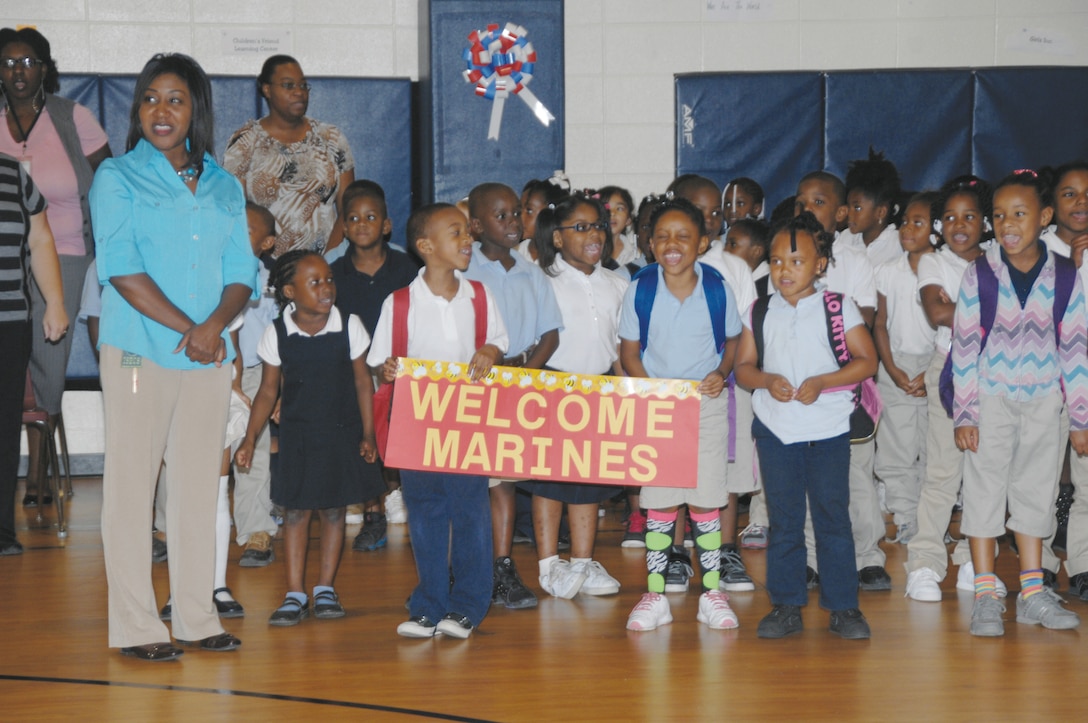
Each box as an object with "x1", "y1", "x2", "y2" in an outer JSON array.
[
  {"x1": 400, "y1": 470, "x2": 493, "y2": 627},
  {"x1": 753, "y1": 417, "x2": 857, "y2": 611}
]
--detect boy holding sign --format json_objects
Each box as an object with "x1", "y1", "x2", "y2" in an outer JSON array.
[{"x1": 368, "y1": 203, "x2": 509, "y2": 639}]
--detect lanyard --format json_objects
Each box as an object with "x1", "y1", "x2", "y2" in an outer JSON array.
[{"x1": 4, "y1": 94, "x2": 44, "y2": 153}]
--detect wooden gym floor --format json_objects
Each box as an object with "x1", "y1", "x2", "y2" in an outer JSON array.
[{"x1": 2, "y1": 477, "x2": 1086, "y2": 722}]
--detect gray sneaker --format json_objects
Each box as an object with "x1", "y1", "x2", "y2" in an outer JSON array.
[
  {"x1": 1015, "y1": 588, "x2": 1080, "y2": 629},
  {"x1": 970, "y1": 593, "x2": 1006, "y2": 637}
]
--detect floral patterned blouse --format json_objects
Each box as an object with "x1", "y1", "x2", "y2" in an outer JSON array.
[{"x1": 224, "y1": 118, "x2": 353, "y2": 256}]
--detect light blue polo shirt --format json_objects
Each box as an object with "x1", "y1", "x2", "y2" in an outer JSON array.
[
  {"x1": 464, "y1": 244, "x2": 563, "y2": 357},
  {"x1": 746, "y1": 288, "x2": 863, "y2": 444},
  {"x1": 618, "y1": 263, "x2": 741, "y2": 380},
  {"x1": 91, "y1": 139, "x2": 258, "y2": 369}
]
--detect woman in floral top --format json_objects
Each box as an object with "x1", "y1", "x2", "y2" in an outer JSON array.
[{"x1": 224, "y1": 55, "x2": 354, "y2": 257}]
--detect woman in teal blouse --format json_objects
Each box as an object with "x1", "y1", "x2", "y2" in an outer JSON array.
[{"x1": 90, "y1": 53, "x2": 256, "y2": 662}]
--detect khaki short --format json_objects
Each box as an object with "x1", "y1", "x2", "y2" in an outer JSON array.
[{"x1": 641, "y1": 394, "x2": 729, "y2": 510}]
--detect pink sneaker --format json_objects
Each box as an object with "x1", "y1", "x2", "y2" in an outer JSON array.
[
  {"x1": 626, "y1": 592, "x2": 673, "y2": 631},
  {"x1": 697, "y1": 590, "x2": 739, "y2": 629}
]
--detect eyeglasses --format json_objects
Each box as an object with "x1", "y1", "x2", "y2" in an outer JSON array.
[
  {"x1": 1, "y1": 57, "x2": 45, "y2": 70},
  {"x1": 556, "y1": 222, "x2": 608, "y2": 233},
  {"x1": 271, "y1": 81, "x2": 312, "y2": 92}
]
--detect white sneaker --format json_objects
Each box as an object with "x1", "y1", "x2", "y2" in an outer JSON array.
[
  {"x1": 345, "y1": 503, "x2": 364, "y2": 525},
  {"x1": 384, "y1": 488, "x2": 407, "y2": 524},
  {"x1": 539, "y1": 559, "x2": 587, "y2": 599},
  {"x1": 956, "y1": 561, "x2": 1008, "y2": 597},
  {"x1": 697, "y1": 590, "x2": 739, "y2": 629},
  {"x1": 573, "y1": 560, "x2": 620, "y2": 596},
  {"x1": 905, "y1": 567, "x2": 943, "y2": 602},
  {"x1": 626, "y1": 592, "x2": 672, "y2": 631}
]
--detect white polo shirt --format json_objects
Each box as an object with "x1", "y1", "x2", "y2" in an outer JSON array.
[
  {"x1": 874, "y1": 253, "x2": 937, "y2": 357},
  {"x1": 916, "y1": 245, "x2": 972, "y2": 353},
  {"x1": 367, "y1": 269, "x2": 509, "y2": 365},
  {"x1": 701, "y1": 238, "x2": 758, "y2": 314},
  {"x1": 826, "y1": 235, "x2": 877, "y2": 310},
  {"x1": 546, "y1": 257, "x2": 629, "y2": 374}
]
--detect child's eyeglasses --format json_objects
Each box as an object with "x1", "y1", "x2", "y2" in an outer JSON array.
[
  {"x1": 273, "y1": 81, "x2": 312, "y2": 92},
  {"x1": 556, "y1": 222, "x2": 608, "y2": 233},
  {"x1": 1, "y1": 57, "x2": 45, "y2": 70}
]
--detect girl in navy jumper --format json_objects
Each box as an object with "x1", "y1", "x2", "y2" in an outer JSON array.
[{"x1": 236, "y1": 250, "x2": 382, "y2": 625}]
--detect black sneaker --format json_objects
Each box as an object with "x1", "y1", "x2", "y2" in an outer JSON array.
[
  {"x1": 437, "y1": 612, "x2": 474, "y2": 639},
  {"x1": 757, "y1": 604, "x2": 803, "y2": 639},
  {"x1": 664, "y1": 546, "x2": 693, "y2": 593},
  {"x1": 1043, "y1": 569, "x2": 1059, "y2": 592},
  {"x1": 858, "y1": 565, "x2": 892, "y2": 591},
  {"x1": 1069, "y1": 572, "x2": 1088, "y2": 602},
  {"x1": 352, "y1": 512, "x2": 388, "y2": 552},
  {"x1": 829, "y1": 608, "x2": 871, "y2": 639},
  {"x1": 492, "y1": 556, "x2": 538, "y2": 609},
  {"x1": 718, "y1": 544, "x2": 755, "y2": 592},
  {"x1": 806, "y1": 566, "x2": 820, "y2": 589}
]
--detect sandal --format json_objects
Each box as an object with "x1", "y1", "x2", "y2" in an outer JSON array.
[
  {"x1": 121, "y1": 642, "x2": 184, "y2": 661},
  {"x1": 176, "y1": 632, "x2": 241, "y2": 652},
  {"x1": 312, "y1": 589, "x2": 346, "y2": 619},
  {"x1": 269, "y1": 596, "x2": 309, "y2": 626}
]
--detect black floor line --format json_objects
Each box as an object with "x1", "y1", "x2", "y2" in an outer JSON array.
[{"x1": 0, "y1": 674, "x2": 498, "y2": 721}]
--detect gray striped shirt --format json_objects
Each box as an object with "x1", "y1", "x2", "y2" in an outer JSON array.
[{"x1": 0, "y1": 153, "x2": 47, "y2": 324}]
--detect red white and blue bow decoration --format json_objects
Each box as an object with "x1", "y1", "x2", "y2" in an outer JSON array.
[{"x1": 463, "y1": 22, "x2": 555, "y2": 141}]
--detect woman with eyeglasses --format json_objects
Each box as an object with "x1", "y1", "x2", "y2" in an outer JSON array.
[
  {"x1": 0, "y1": 27, "x2": 110, "y2": 508},
  {"x1": 224, "y1": 55, "x2": 355, "y2": 257}
]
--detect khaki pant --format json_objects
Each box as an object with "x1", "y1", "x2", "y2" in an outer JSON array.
[
  {"x1": 232, "y1": 364, "x2": 277, "y2": 545},
  {"x1": 875, "y1": 355, "x2": 930, "y2": 525},
  {"x1": 100, "y1": 345, "x2": 230, "y2": 647},
  {"x1": 905, "y1": 350, "x2": 971, "y2": 579},
  {"x1": 1041, "y1": 407, "x2": 1088, "y2": 577},
  {"x1": 962, "y1": 392, "x2": 1063, "y2": 539},
  {"x1": 1064, "y1": 444, "x2": 1088, "y2": 577}
]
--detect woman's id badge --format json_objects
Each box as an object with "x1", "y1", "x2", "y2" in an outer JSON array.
[{"x1": 121, "y1": 351, "x2": 142, "y2": 393}]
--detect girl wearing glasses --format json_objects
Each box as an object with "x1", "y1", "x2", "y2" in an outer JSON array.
[
  {"x1": 0, "y1": 27, "x2": 110, "y2": 509},
  {"x1": 224, "y1": 55, "x2": 354, "y2": 257},
  {"x1": 526, "y1": 193, "x2": 628, "y2": 599}
]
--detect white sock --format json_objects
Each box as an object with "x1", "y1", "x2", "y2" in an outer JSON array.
[
  {"x1": 214, "y1": 474, "x2": 231, "y2": 593},
  {"x1": 539, "y1": 555, "x2": 559, "y2": 580},
  {"x1": 571, "y1": 557, "x2": 591, "y2": 568}
]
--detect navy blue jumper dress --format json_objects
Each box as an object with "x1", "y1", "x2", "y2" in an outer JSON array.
[{"x1": 271, "y1": 310, "x2": 384, "y2": 509}]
